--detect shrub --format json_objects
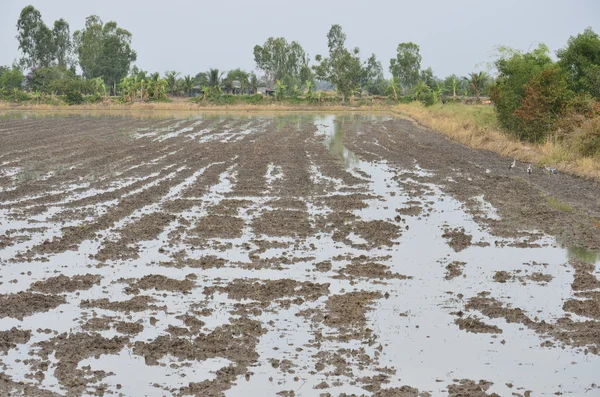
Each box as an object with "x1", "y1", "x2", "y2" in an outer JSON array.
[
  {"x1": 421, "y1": 91, "x2": 435, "y2": 107},
  {"x1": 513, "y1": 65, "x2": 573, "y2": 142},
  {"x1": 491, "y1": 44, "x2": 553, "y2": 133},
  {"x1": 65, "y1": 90, "x2": 84, "y2": 105},
  {"x1": 567, "y1": 118, "x2": 600, "y2": 157}
]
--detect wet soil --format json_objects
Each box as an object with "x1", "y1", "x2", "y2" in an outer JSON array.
[{"x1": 0, "y1": 112, "x2": 599, "y2": 396}]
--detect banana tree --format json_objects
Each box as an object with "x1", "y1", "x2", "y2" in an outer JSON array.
[
  {"x1": 274, "y1": 80, "x2": 286, "y2": 101},
  {"x1": 412, "y1": 81, "x2": 430, "y2": 100},
  {"x1": 305, "y1": 81, "x2": 315, "y2": 101},
  {"x1": 91, "y1": 77, "x2": 108, "y2": 101},
  {"x1": 138, "y1": 78, "x2": 148, "y2": 101},
  {"x1": 388, "y1": 77, "x2": 400, "y2": 100}
]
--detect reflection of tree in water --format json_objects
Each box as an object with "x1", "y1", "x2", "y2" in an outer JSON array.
[
  {"x1": 327, "y1": 120, "x2": 359, "y2": 168},
  {"x1": 566, "y1": 246, "x2": 599, "y2": 264}
]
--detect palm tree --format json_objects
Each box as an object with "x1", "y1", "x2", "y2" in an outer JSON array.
[
  {"x1": 182, "y1": 75, "x2": 194, "y2": 97},
  {"x1": 206, "y1": 69, "x2": 223, "y2": 88},
  {"x1": 165, "y1": 71, "x2": 180, "y2": 96},
  {"x1": 463, "y1": 72, "x2": 489, "y2": 99}
]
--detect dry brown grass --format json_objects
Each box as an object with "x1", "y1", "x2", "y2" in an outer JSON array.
[{"x1": 395, "y1": 102, "x2": 600, "y2": 182}]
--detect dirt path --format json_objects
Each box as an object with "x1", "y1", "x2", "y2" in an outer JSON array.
[{"x1": 0, "y1": 111, "x2": 598, "y2": 397}]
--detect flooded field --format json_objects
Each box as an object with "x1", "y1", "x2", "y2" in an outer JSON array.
[{"x1": 0, "y1": 111, "x2": 599, "y2": 397}]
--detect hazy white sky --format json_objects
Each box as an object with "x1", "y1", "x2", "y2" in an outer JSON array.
[{"x1": 2, "y1": 0, "x2": 599, "y2": 78}]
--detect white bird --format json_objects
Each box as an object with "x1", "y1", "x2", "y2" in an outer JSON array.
[
  {"x1": 527, "y1": 164, "x2": 532, "y2": 175},
  {"x1": 509, "y1": 159, "x2": 516, "y2": 170}
]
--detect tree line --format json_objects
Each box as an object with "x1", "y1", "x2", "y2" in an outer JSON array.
[
  {"x1": 1, "y1": 6, "x2": 493, "y2": 104},
  {"x1": 1, "y1": 6, "x2": 599, "y2": 156}
]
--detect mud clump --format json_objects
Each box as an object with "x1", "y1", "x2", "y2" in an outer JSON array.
[
  {"x1": 455, "y1": 317, "x2": 503, "y2": 334},
  {"x1": 372, "y1": 386, "x2": 422, "y2": 397},
  {"x1": 324, "y1": 291, "x2": 382, "y2": 340},
  {"x1": 160, "y1": 254, "x2": 226, "y2": 269},
  {"x1": 29, "y1": 274, "x2": 102, "y2": 294},
  {"x1": 35, "y1": 332, "x2": 128, "y2": 393},
  {"x1": 122, "y1": 274, "x2": 195, "y2": 294},
  {"x1": 571, "y1": 261, "x2": 600, "y2": 291},
  {"x1": 253, "y1": 209, "x2": 312, "y2": 237},
  {"x1": 562, "y1": 298, "x2": 600, "y2": 320},
  {"x1": 447, "y1": 379, "x2": 499, "y2": 397},
  {"x1": 80, "y1": 296, "x2": 163, "y2": 313},
  {"x1": 322, "y1": 194, "x2": 373, "y2": 211},
  {"x1": 445, "y1": 261, "x2": 466, "y2": 280},
  {"x1": 315, "y1": 261, "x2": 332, "y2": 272},
  {"x1": 492, "y1": 271, "x2": 512, "y2": 283},
  {"x1": 0, "y1": 327, "x2": 32, "y2": 353},
  {"x1": 335, "y1": 262, "x2": 410, "y2": 281},
  {"x1": 353, "y1": 220, "x2": 400, "y2": 247},
  {"x1": 0, "y1": 292, "x2": 66, "y2": 320},
  {"x1": 114, "y1": 321, "x2": 144, "y2": 335},
  {"x1": 442, "y1": 228, "x2": 473, "y2": 252},
  {"x1": 396, "y1": 206, "x2": 423, "y2": 217},
  {"x1": 529, "y1": 272, "x2": 553, "y2": 283},
  {"x1": 192, "y1": 214, "x2": 245, "y2": 239},
  {"x1": 133, "y1": 317, "x2": 264, "y2": 366},
  {"x1": 0, "y1": 373, "x2": 62, "y2": 397},
  {"x1": 205, "y1": 279, "x2": 329, "y2": 303}
]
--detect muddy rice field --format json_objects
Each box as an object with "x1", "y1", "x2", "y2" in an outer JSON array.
[{"x1": 0, "y1": 111, "x2": 599, "y2": 397}]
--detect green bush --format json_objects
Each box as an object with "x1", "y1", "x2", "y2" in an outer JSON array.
[
  {"x1": 491, "y1": 44, "x2": 553, "y2": 133},
  {"x1": 513, "y1": 65, "x2": 573, "y2": 142},
  {"x1": 421, "y1": 91, "x2": 435, "y2": 107},
  {"x1": 65, "y1": 90, "x2": 84, "y2": 105}
]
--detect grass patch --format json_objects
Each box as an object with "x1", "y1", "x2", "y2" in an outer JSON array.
[
  {"x1": 395, "y1": 102, "x2": 600, "y2": 182},
  {"x1": 546, "y1": 196, "x2": 574, "y2": 213}
]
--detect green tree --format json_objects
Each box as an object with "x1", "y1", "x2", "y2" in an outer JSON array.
[
  {"x1": 254, "y1": 37, "x2": 308, "y2": 86},
  {"x1": 419, "y1": 67, "x2": 436, "y2": 88},
  {"x1": 249, "y1": 72, "x2": 259, "y2": 94},
  {"x1": 0, "y1": 67, "x2": 24, "y2": 92},
  {"x1": 313, "y1": 24, "x2": 363, "y2": 103},
  {"x1": 490, "y1": 44, "x2": 553, "y2": 131},
  {"x1": 390, "y1": 42, "x2": 422, "y2": 92},
  {"x1": 223, "y1": 68, "x2": 250, "y2": 94},
  {"x1": 557, "y1": 27, "x2": 600, "y2": 99},
  {"x1": 27, "y1": 66, "x2": 75, "y2": 93},
  {"x1": 513, "y1": 65, "x2": 573, "y2": 142},
  {"x1": 52, "y1": 19, "x2": 72, "y2": 68},
  {"x1": 362, "y1": 54, "x2": 386, "y2": 95},
  {"x1": 16, "y1": 6, "x2": 55, "y2": 69},
  {"x1": 443, "y1": 74, "x2": 461, "y2": 97},
  {"x1": 73, "y1": 15, "x2": 137, "y2": 93}
]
